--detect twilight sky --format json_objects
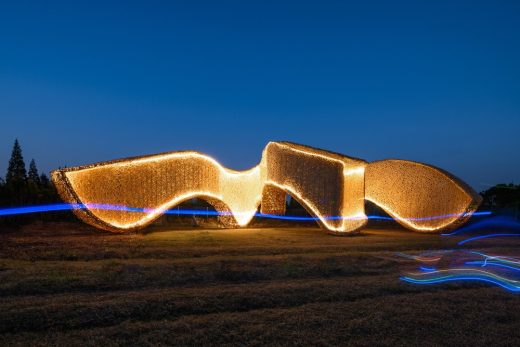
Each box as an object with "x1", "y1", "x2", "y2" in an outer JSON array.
[{"x1": 0, "y1": 0, "x2": 519, "y2": 190}]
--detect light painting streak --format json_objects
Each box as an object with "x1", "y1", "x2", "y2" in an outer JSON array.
[
  {"x1": 399, "y1": 250, "x2": 520, "y2": 293},
  {"x1": 458, "y1": 233, "x2": 520, "y2": 245},
  {"x1": 400, "y1": 271, "x2": 520, "y2": 292},
  {"x1": 401, "y1": 268, "x2": 520, "y2": 292},
  {"x1": 419, "y1": 266, "x2": 437, "y2": 272},
  {"x1": 465, "y1": 261, "x2": 520, "y2": 273},
  {"x1": 442, "y1": 216, "x2": 519, "y2": 236},
  {"x1": 469, "y1": 251, "x2": 520, "y2": 266},
  {"x1": 0, "y1": 203, "x2": 492, "y2": 222}
]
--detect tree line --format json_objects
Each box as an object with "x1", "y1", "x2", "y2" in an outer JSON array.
[
  {"x1": 0, "y1": 139, "x2": 69, "y2": 226},
  {"x1": 480, "y1": 183, "x2": 520, "y2": 219}
]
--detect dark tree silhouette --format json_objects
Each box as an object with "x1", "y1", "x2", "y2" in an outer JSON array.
[
  {"x1": 26, "y1": 159, "x2": 42, "y2": 204},
  {"x1": 6, "y1": 139, "x2": 27, "y2": 187},
  {"x1": 40, "y1": 173, "x2": 50, "y2": 186},
  {"x1": 0, "y1": 177, "x2": 6, "y2": 206},
  {"x1": 0, "y1": 139, "x2": 72, "y2": 228},
  {"x1": 4, "y1": 139, "x2": 29, "y2": 207},
  {"x1": 480, "y1": 183, "x2": 520, "y2": 219},
  {"x1": 28, "y1": 159, "x2": 41, "y2": 186}
]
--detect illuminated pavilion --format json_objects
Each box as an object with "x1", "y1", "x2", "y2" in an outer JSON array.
[{"x1": 52, "y1": 141, "x2": 481, "y2": 234}]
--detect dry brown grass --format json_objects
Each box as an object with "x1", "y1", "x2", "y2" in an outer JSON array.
[{"x1": 0, "y1": 222, "x2": 519, "y2": 346}]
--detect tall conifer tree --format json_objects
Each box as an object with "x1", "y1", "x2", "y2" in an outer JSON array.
[
  {"x1": 28, "y1": 159, "x2": 41, "y2": 185},
  {"x1": 6, "y1": 139, "x2": 27, "y2": 186}
]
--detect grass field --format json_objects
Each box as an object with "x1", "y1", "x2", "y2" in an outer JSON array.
[{"x1": 0, "y1": 222, "x2": 519, "y2": 346}]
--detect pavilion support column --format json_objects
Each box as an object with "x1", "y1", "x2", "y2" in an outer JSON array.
[{"x1": 260, "y1": 184, "x2": 287, "y2": 215}]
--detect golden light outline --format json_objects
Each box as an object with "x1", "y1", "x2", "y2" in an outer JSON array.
[
  {"x1": 51, "y1": 141, "x2": 481, "y2": 234},
  {"x1": 364, "y1": 159, "x2": 482, "y2": 232}
]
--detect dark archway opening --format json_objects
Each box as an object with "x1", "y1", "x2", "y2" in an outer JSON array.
[
  {"x1": 364, "y1": 200, "x2": 399, "y2": 229},
  {"x1": 151, "y1": 198, "x2": 222, "y2": 229},
  {"x1": 252, "y1": 194, "x2": 320, "y2": 228}
]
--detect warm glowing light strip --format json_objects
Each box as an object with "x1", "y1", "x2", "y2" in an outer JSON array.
[
  {"x1": 264, "y1": 181, "x2": 366, "y2": 232},
  {"x1": 365, "y1": 159, "x2": 482, "y2": 232},
  {"x1": 51, "y1": 141, "x2": 482, "y2": 234}
]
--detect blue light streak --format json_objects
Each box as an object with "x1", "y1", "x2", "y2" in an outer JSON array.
[
  {"x1": 0, "y1": 203, "x2": 493, "y2": 223},
  {"x1": 465, "y1": 261, "x2": 520, "y2": 273},
  {"x1": 441, "y1": 216, "x2": 520, "y2": 245},
  {"x1": 400, "y1": 250, "x2": 520, "y2": 293},
  {"x1": 0, "y1": 203, "x2": 82, "y2": 216},
  {"x1": 469, "y1": 251, "x2": 520, "y2": 265},
  {"x1": 419, "y1": 266, "x2": 437, "y2": 272},
  {"x1": 442, "y1": 215, "x2": 519, "y2": 236},
  {"x1": 400, "y1": 275, "x2": 520, "y2": 292},
  {"x1": 458, "y1": 233, "x2": 520, "y2": 245}
]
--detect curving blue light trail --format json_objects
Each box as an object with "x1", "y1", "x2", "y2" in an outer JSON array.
[
  {"x1": 458, "y1": 233, "x2": 520, "y2": 245},
  {"x1": 400, "y1": 274, "x2": 520, "y2": 292},
  {"x1": 419, "y1": 266, "x2": 437, "y2": 272},
  {"x1": 0, "y1": 203, "x2": 493, "y2": 222},
  {"x1": 442, "y1": 216, "x2": 519, "y2": 236},
  {"x1": 465, "y1": 261, "x2": 520, "y2": 273},
  {"x1": 0, "y1": 203, "x2": 81, "y2": 216},
  {"x1": 469, "y1": 251, "x2": 520, "y2": 265},
  {"x1": 400, "y1": 250, "x2": 520, "y2": 293},
  {"x1": 441, "y1": 216, "x2": 520, "y2": 245}
]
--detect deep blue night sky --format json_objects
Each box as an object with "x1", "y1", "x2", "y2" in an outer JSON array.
[{"x1": 0, "y1": 0, "x2": 518, "y2": 190}]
